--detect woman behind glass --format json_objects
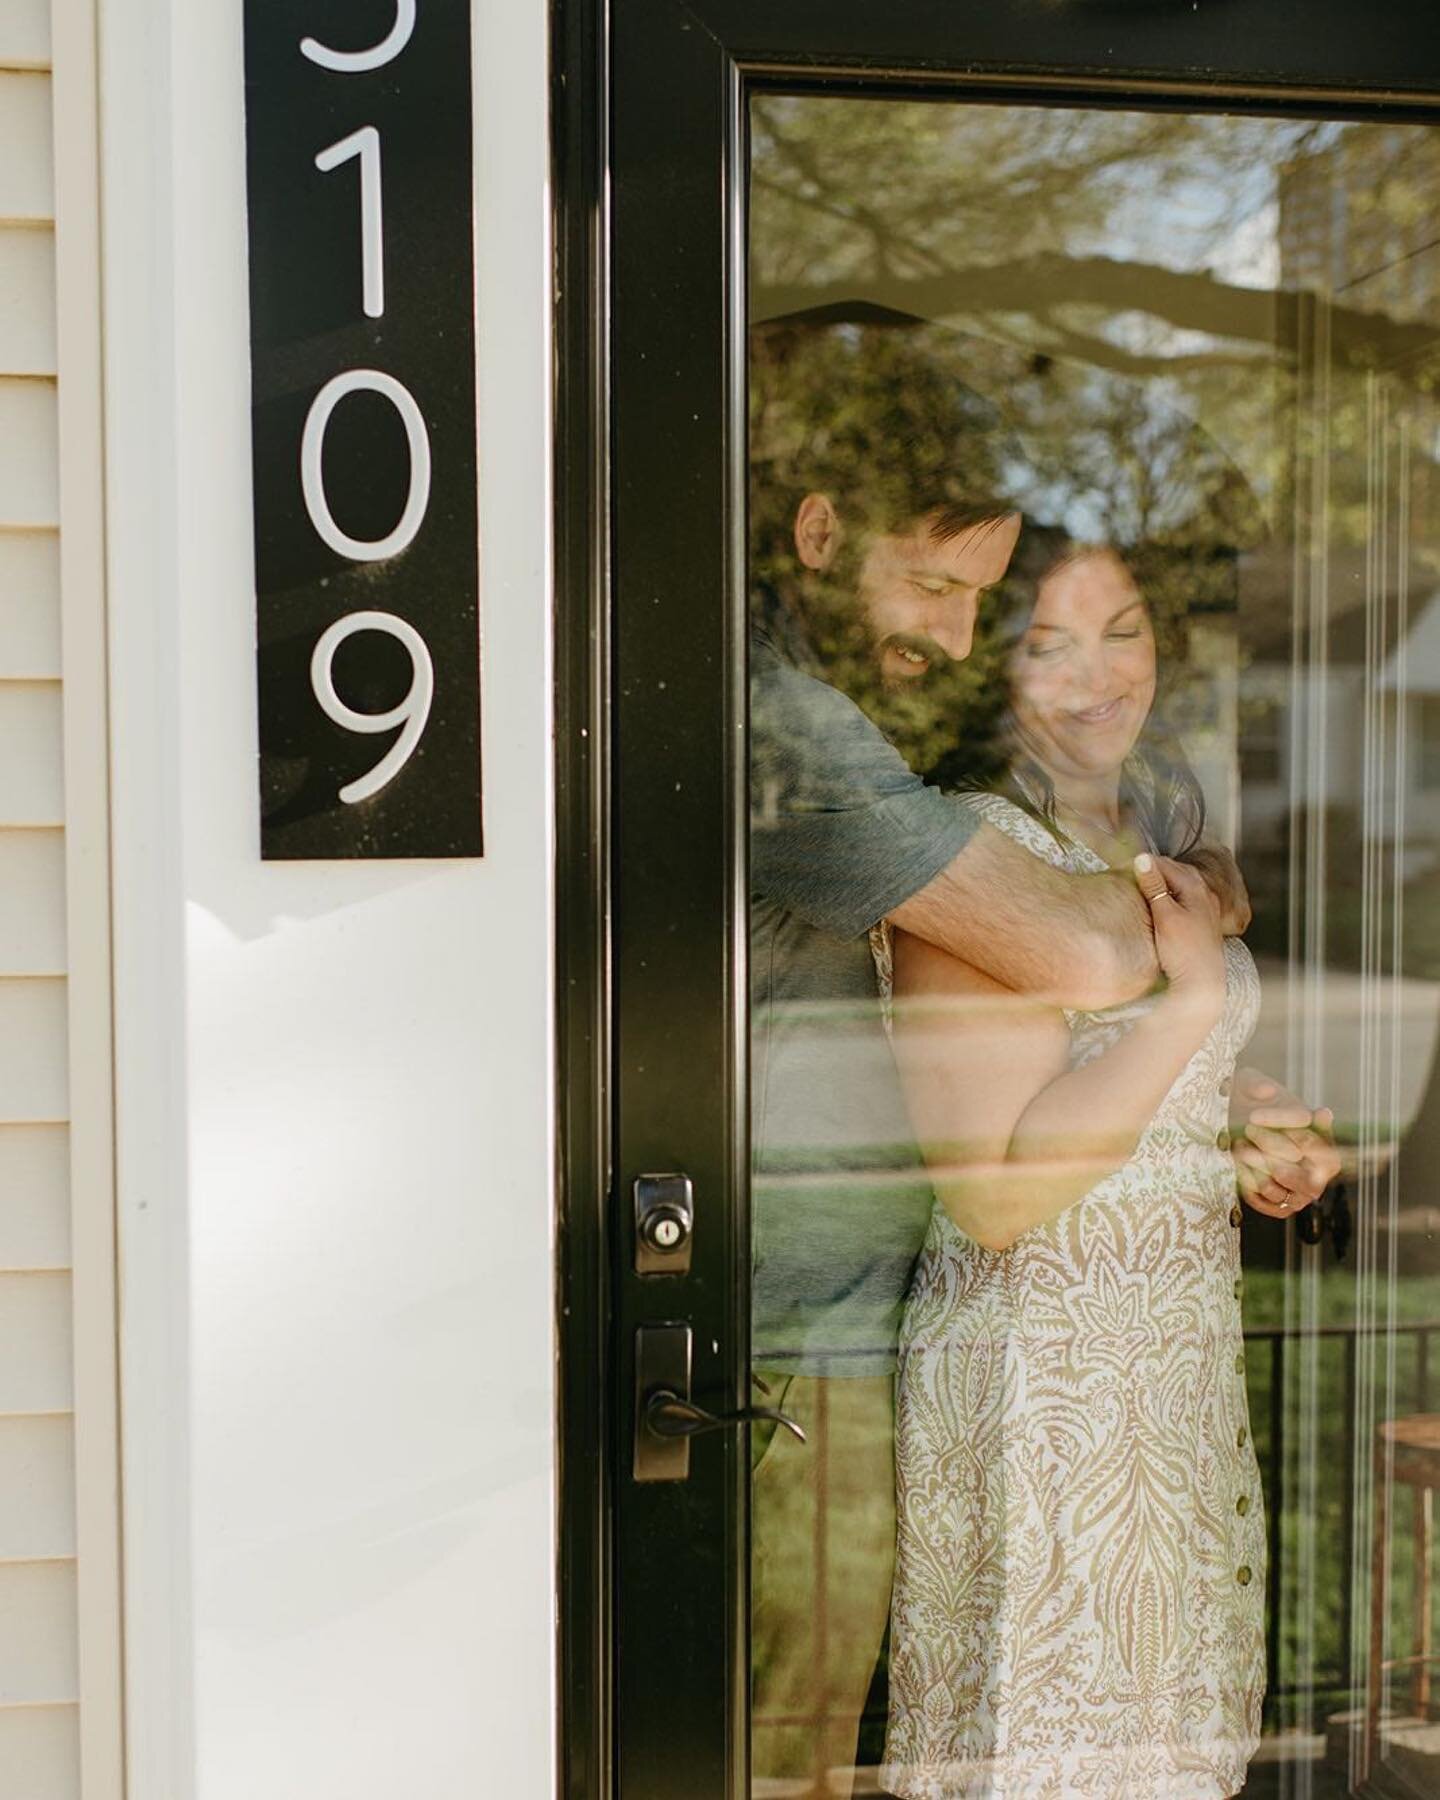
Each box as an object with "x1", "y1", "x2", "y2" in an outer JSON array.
[{"x1": 880, "y1": 529, "x2": 1266, "y2": 1799}]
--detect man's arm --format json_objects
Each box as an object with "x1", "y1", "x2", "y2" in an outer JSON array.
[
  {"x1": 891, "y1": 826, "x2": 1252, "y2": 1014},
  {"x1": 889, "y1": 823, "x2": 1160, "y2": 1012}
]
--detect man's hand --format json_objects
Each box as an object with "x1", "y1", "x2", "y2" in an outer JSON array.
[
  {"x1": 1229, "y1": 1066, "x2": 1341, "y2": 1220},
  {"x1": 1182, "y1": 842, "x2": 1252, "y2": 937}
]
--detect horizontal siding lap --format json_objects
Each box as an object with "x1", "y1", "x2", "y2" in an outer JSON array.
[
  {"x1": 0, "y1": 832, "x2": 65, "y2": 973},
  {"x1": 0, "y1": 684, "x2": 63, "y2": 824},
  {"x1": 0, "y1": 2, "x2": 51, "y2": 71},
  {"x1": 0, "y1": 381, "x2": 58, "y2": 525},
  {"x1": 0, "y1": 1273, "x2": 71, "y2": 1412},
  {"x1": 0, "y1": 533, "x2": 61, "y2": 676},
  {"x1": 0, "y1": 228, "x2": 57, "y2": 373},
  {"x1": 0, "y1": 1706, "x2": 80, "y2": 1800},
  {"x1": 0, "y1": 5, "x2": 87, "y2": 1791},
  {"x1": 0, "y1": 1563, "x2": 76, "y2": 1703},
  {"x1": 0, "y1": 1417, "x2": 74, "y2": 1558},
  {"x1": 0, "y1": 73, "x2": 54, "y2": 221},
  {"x1": 0, "y1": 1127, "x2": 69, "y2": 1268},
  {"x1": 0, "y1": 981, "x2": 66, "y2": 1120}
]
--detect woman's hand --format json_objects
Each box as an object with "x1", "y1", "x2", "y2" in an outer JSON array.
[
  {"x1": 1133, "y1": 852, "x2": 1226, "y2": 1024},
  {"x1": 1229, "y1": 1067, "x2": 1342, "y2": 1217}
]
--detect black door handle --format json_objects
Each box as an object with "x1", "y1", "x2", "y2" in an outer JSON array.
[
  {"x1": 643, "y1": 1389, "x2": 806, "y2": 1444},
  {"x1": 633, "y1": 1323, "x2": 807, "y2": 1482}
]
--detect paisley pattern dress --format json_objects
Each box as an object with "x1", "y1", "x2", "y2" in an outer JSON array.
[{"x1": 880, "y1": 794, "x2": 1266, "y2": 1800}]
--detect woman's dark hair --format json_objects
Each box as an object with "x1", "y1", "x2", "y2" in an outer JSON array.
[{"x1": 927, "y1": 522, "x2": 1208, "y2": 860}]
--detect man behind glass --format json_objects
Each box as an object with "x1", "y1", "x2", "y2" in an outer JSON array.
[{"x1": 745, "y1": 322, "x2": 1319, "y2": 1798}]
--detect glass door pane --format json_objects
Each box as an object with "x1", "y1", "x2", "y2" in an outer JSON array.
[{"x1": 748, "y1": 95, "x2": 1440, "y2": 1799}]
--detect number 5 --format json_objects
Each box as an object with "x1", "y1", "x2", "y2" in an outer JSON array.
[
  {"x1": 310, "y1": 611, "x2": 434, "y2": 804},
  {"x1": 301, "y1": 0, "x2": 415, "y2": 73}
]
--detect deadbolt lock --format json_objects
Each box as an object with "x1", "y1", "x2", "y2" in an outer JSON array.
[{"x1": 634, "y1": 1173, "x2": 694, "y2": 1274}]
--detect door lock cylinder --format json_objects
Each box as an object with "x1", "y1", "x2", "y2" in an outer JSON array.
[{"x1": 634, "y1": 1173, "x2": 694, "y2": 1274}]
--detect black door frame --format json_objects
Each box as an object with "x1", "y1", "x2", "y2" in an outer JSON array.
[{"x1": 555, "y1": 5, "x2": 1440, "y2": 1798}]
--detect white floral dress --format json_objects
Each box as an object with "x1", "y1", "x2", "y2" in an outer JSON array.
[{"x1": 880, "y1": 794, "x2": 1266, "y2": 1800}]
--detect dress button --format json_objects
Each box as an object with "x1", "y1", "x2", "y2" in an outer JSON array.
[
  {"x1": 1236, "y1": 1495, "x2": 1250, "y2": 1516},
  {"x1": 1219, "y1": 1076, "x2": 1232, "y2": 1098},
  {"x1": 1237, "y1": 1427, "x2": 1248, "y2": 1448},
  {"x1": 1236, "y1": 1565, "x2": 1253, "y2": 1586},
  {"x1": 1229, "y1": 1204, "x2": 1243, "y2": 1228},
  {"x1": 1234, "y1": 1352, "x2": 1245, "y2": 1374},
  {"x1": 1216, "y1": 1126, "x2": 1230, "y2": 1151}
]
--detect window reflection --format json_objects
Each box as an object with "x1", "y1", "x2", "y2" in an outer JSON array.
[{"x1": 749, "y1": 96, "x2": 1440, "y2": 1799}]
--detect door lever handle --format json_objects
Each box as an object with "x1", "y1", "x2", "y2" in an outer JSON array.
[
  {"x1": 633, "y1": 1323, "x2": 807, "y2": 1482},
  {"x1": 643, "y1": 1388, "x2": 807, "y2": 1444}
]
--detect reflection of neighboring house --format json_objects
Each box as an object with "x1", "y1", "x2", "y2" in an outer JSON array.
[
  {"x1": 1238, "y1": 584, "x2": 1440, "y2": 872},
  {"x1": 1383, "y1": 586, "x2": 1440, "y2": 858},
  {"x1": 1280, "y1": 130, "x2": 1440, "y2": 322}
]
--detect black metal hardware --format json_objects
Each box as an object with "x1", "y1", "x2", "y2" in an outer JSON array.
[
  {"x1": 643, "y1": 1390, "x2": 806, "y2": 1444},
  {"x1": 632, "y1": 1323, "x2": 694, "y2": 1483},
  {"x1": 633, "y1": 1173, "x2": 695, "y2": 1274},
  {"x1": 633, "y1": 1324, "x2": 800, "y2": 1483},
  {"x1": 1296, "y1": 1180, "x2": 1351, "y2": 1261}
]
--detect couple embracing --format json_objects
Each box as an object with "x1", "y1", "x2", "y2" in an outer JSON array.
[{"x1": 747, "y1": 327, "x2": 1339, "y2": 1800}]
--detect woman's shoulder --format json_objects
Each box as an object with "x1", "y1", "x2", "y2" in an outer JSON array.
[{"x1": 953, "y1": 789, "x2": 1089, "y2": 874}]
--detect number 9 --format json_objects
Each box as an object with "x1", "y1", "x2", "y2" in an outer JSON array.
[{"x1": 310, "y1": 610, "x2": 434, "y2": 804}]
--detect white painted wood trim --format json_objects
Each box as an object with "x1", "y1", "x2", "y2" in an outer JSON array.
[
  {"x1": 51, "y1": 0, "x2": 125, "y2": 1791},
  {"x1": 93, "y1": 0, "x2": 193, "y2": 1789}
]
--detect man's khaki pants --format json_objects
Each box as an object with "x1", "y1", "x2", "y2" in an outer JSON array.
[{"x1": 750, "y1": 1373, "x2": 897, "y2": 1800}]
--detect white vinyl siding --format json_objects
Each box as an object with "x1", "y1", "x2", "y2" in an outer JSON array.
[
  {"x1": 0, "y1": 832, "x2": 66, "y2": 972},
  {"x1": 0, "y1": 1126, "x2": 70, "y2": 1268},
  {"x1": 0, "y1": 1563, "x2": 78, "y2": 1701},
  {"x1": 0, "y1": 532, "x2": 62, "y2": 675},
  {"x1": 0, "y1": 1708, "x2": 79, "y2": 1800},
  {"x1": 0, "y1": 16, "x2": 91, "y2": 1798},
  {"x1": 0, "y1": 1417, "x2": 75, "y2": 1557},
  {"x1": 0, "y1": 72, "x2": 54, "y2": 220},
  {"x1": 0, "y1": 684, "x2": 65, "y2": 826},
  {"x1": 0, "y1": 379, "x2": 60, "y2": 524},
  {"x1": 0, "y1": 228, "x2": 58, "y2": 373},
  {"x1": 0, "y1": 3, "x2": 51, "y2": 70}
]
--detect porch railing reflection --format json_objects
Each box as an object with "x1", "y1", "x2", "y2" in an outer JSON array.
[{"x1": 1244, "y1": 1317, "x2": 1440, "y2": 1727}]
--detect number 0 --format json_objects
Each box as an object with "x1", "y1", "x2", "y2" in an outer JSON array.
[
  {"x1": 310, "y1": 611, "x2": 434, "y2": 804},
  {"x1": 301, "y1": 369, "x2": 432, "y2": 563}
]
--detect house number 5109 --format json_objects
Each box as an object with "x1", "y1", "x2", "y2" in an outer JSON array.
[{"x1": 302, "y1": 8, "x2": 433, "y2": 806}]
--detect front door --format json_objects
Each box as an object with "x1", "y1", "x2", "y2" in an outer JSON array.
[{"x1": 559, "y1": 6, "x2": 1440, "y2": 1797}]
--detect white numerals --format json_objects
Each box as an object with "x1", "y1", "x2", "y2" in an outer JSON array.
[
  {"x1": 315, "y1": 126, "x2": 385, "y2": 318},
  {"x1": 310, "y1": 612, "x2": 434, "y2": 804},
  {"x1": 299, "y1": 12, "x2": 439, "y2": 810},
  {"x1": 301, "y1": 0, "x2": 416, "y2": 73},
  {"x1": 301, "y1": 369, "x2": 431, "y2": 562}
]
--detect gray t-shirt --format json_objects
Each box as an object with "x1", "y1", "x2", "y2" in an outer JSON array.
[{"x1": 750, "y1": 615, "x2": 979, "y2": 1377}]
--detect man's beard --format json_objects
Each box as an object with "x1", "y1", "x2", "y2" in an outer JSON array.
[{"x1": 800, "y1": 567, "x2": 1007, "y2": 783}]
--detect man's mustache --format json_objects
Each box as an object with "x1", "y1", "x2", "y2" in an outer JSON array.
[{"x1": 878, "y1": 632, "x2": 954, "y2": 671}]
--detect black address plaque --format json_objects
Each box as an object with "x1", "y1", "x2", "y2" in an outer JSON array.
[{"x1": 244, "y1": 0, "x2": 482, "y2": 858}]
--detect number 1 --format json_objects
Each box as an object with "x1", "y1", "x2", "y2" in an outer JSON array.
[{"x1": 315, "y1": 126, "x2": 385, "y2": 319}]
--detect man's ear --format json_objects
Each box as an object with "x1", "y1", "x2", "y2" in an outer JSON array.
[{"x1": 794, "y1": 493, "x2": 842, "y2": 571}]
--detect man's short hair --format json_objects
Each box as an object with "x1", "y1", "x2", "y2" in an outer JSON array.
[{"x1": 749, "y1": 318, "x2": 1017, "y2": 589}]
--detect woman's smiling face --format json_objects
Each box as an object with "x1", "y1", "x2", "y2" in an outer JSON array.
[{"x1": 1009, "y1": 547, "x2": 1157, "y2": 784}]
